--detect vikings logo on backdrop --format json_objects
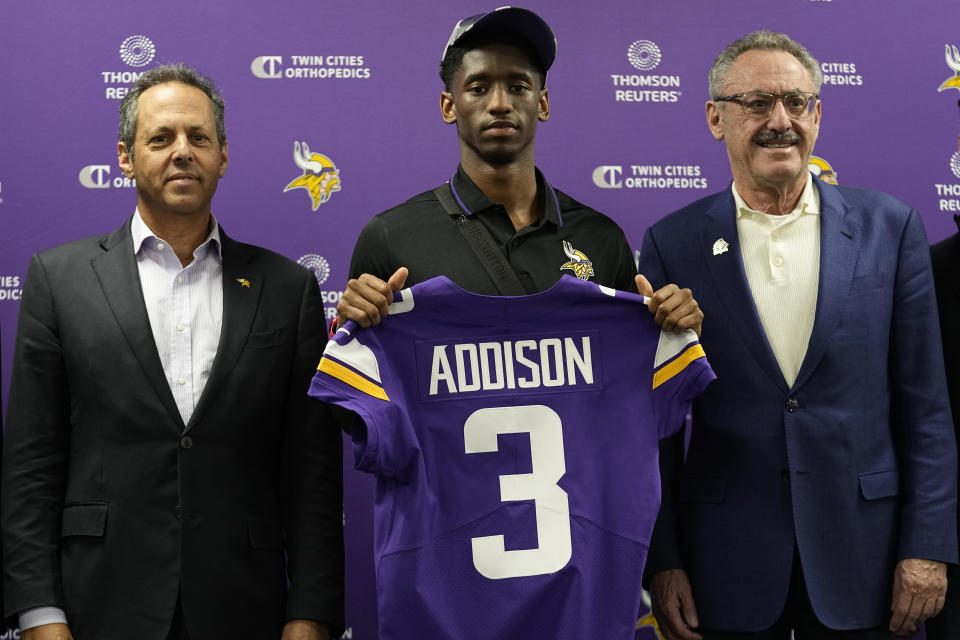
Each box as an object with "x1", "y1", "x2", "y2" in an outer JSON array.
[
  {"x1": 560, "y1": 241, "x2": 595, "y2": 280},
  {"x1": 938, "y1": 44, "x2": 960, "y2": 93},
  {"x1": 808, "y1": 156, "x2": 838, "y2": 185},
  {"x1": 284, "y1": 141, "x2": 342, "y2": 211}
]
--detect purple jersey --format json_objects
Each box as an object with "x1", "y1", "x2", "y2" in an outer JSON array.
[{"x1": 309, "y1": 275, "x2": 714, "y2": 639}]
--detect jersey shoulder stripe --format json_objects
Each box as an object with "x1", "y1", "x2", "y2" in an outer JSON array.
[
  {"x1": 653, "y1": 342, "x2": 706, "y2": 389},
  {"x1": 317, "y1": 328, "x2": 390, "y2": 400},
  {"x1": 652, "y1": 328, "x2": 707, "y2": 388},
  {"x1": 318, "y1": 355, "x2": 390, "y2": 401}
]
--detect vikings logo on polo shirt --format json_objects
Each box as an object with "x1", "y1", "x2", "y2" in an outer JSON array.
[{"x1": 559, "y1": 241, "x2": 595, "y2": 280}]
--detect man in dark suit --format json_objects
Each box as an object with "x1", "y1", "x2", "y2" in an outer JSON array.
[
  {"x1": 928, "y1": 113, "x2": 960, "y2": 640},
  {"x1": 640, "y1": 31, "x2": 957, "y2": 639},
  {"x1": 1, "y1": 64, "x2": 344, "y2": 640}
]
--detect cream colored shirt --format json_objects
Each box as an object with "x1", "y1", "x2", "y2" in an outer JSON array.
[{"x1": 733, "y1": 173, "x2": 820, "y2": 388}]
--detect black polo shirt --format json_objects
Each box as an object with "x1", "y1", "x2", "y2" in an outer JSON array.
[{"x1": 349, "y1": 166, "x2": 637, "y2": 294}]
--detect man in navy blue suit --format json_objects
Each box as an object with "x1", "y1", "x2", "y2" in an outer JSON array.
[{"x1": 641, "y1": 30, "x2": 957, "y2": 639}]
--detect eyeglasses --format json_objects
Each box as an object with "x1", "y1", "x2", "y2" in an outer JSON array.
[{"x1": 714, "y1": 91, "x2": 819, "y2": 118}]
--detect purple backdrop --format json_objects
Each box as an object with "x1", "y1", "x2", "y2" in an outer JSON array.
[{"x1": 2, "y1": 1, "x2": 959, "y2": 638}]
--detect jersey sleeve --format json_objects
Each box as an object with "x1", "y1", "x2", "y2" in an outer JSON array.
[
  {"x1": 308, "y1": 323, "x2": 415, "y2": 477},
  {"x1": 650, "y1": 328, "x2": 715, "y2": 440}
]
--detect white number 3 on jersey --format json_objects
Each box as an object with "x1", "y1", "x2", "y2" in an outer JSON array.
[{"x1": 463, "y1": 405, "x2": 573, "y2": 579}]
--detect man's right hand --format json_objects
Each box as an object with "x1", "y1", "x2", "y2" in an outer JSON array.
[
  {"x1": 651, "y1": 569, "x2": 703, "y2": 640},
  {"x1": 335, "y1": 267, "x2": 408, "y2": 328},
  {"x1": 23, "y1": 624, "x2": 74, "y2": 640}
]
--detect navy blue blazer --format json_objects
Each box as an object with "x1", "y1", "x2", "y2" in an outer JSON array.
[{"x1": 639, "y1": 179, "x2": 958, "y2": 631}]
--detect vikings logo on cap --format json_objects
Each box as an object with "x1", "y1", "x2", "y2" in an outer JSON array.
[
  {"x1": 284, "y1": 141, "x2": 342, "y2": 211},
  {"x1": 938, "y1": 44, "x2": 960, "y2": 93},
  {"x1": 560, "y1": 241, "x2": 595, "y2": 280},
  {"x1": 809, "y1": 156, "x2": 838, "y2": 185}
]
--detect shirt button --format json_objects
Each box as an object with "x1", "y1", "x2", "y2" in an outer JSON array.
[
  {"x1": 511, "y1": 239, "x2": 519, "y2": 247},
  {"x1": 785, "y1": 397, "x2": 800, "y2": 412},
  {"x1": 180, "y1": 436, "x2": 193, "y2": 449},
  {"x1": 174, "y1": 505, "x2": 183, "y2": 518},
  {"x1": 157, "y1": 243, "x2": 165, "y2": 251},
  {"x1": 178, "y1": 377, "x2": 186, "y2": 386},
  {"x1": 176, "y1": 323, "x2": 184, "y2": 332},
  {"x1": 773, "y1": 256, "x2": 784, "y2": 267},
  {"x1": 771, "y1": 232, "x2": 780, "y2": 242},
  {"x1": 177, "y1": 276, "x2": 183, "y2": 284}
]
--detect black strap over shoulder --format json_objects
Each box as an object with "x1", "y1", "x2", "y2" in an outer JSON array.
[{"x1": 432, "y1": 184, "x2": 527, "y2": 296}]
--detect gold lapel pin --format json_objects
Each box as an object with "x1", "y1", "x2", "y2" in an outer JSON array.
[{"x1": 236, "y1": 278, "x2": 251, "y2": 288}]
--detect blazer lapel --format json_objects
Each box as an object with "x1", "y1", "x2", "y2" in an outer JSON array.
[
  {"x1": 702, "y1": 189, "x2": 789, "y2": 392},
  {"x1": 186, "y1": 230, "x2": 262, "y2": 431},
  {"x1": 91, "y1": 219, "x2": 184, "y2": 432},
  {"x1": 793, "y1": 181, "x2": 860, "y2": 390}
]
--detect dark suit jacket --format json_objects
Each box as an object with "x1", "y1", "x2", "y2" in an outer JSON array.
[
  {"x1": 639, "y1": 180, "x2": 958, "y2": 631},
  {"x1": 1, "y1": 218, "x2": 344, "y2": 639}
]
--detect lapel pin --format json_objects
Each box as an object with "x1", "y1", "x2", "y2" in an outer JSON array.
[
  {"x1": 712, "y1": 238, "x2": 730, "y2": 256},
  {"x1": 236, "y1": 278, "x2": 251, "y2": 288}
]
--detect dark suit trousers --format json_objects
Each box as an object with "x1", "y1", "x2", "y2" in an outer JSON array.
[
  {"x1": 699, "y1": 551, "x2": 896, "y2": 639},
  {"x1": 166, "y1": 596, "x2": 190, "y2": 640}
]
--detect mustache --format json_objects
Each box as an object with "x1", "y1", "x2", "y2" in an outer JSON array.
[{"x1": 753, "y1": 130, "x2": 801, "y2": 145}]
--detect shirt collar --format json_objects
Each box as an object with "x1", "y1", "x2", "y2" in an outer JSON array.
[
  {"x1": 732, "y1": 171, "x2": 820, "y2": 220},
  {"x1": 448, "y1": 165, "x2": 564, "y2": 228},
  {"x1": 131, "y1": 209, "x2": 223, "y2": 261}
]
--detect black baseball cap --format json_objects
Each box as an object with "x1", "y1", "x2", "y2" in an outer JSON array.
[{"x1": 441, "y1": 7, "x2": 557, "y2": 72}]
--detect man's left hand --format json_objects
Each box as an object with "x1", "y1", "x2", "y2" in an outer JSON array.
[
  {"x1": 281, "y1": 619, "x2": 331, "y2": 640},
  {"x1": 636, "y1": 274, "x2": 703, "y2": 337},
  {"x1": 889, "y1": 558, "x2": 947, "y2": 637}
]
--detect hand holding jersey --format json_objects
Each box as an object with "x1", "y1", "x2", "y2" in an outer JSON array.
[
  {"x1": 635, "y1": 274, "x2": 705, "y2": 335},
  {"x1": 337, "y1": 267, "x2": 410, "y2": 328}
]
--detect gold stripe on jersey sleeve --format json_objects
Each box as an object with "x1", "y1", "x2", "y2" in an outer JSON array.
[
  {"x1": 652, "y1": 344, "x2": 706, "y2": 390},
  {"x1": 318, "y1": 357, "x2": 390, "y2": 401}
]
